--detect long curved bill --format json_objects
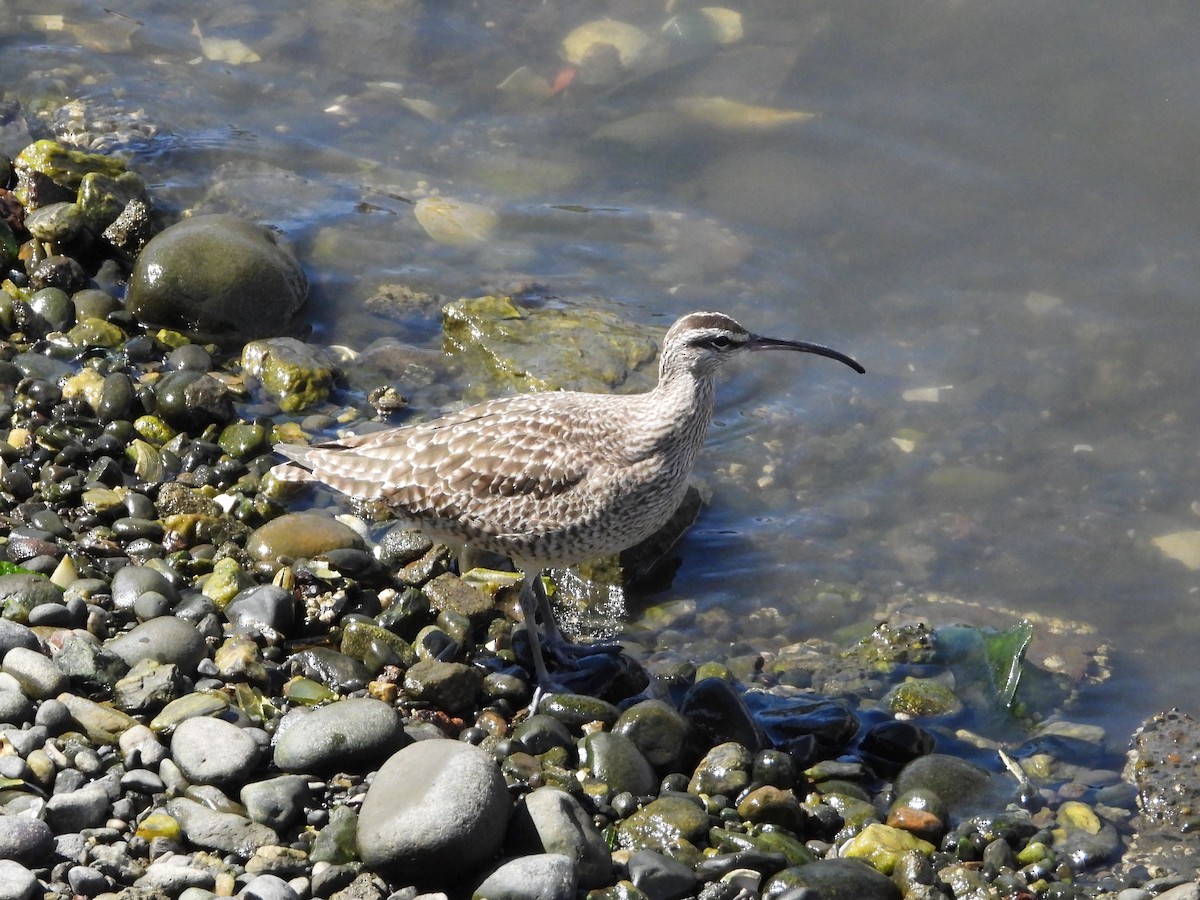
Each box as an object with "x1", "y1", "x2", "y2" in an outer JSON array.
[{"x1": 749, "y1": 334, "x2": 866, "y2": 374}]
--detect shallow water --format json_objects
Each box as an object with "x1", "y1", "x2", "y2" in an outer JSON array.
[{"x1": 4, "y1": 0, "x2": 1200, "y2": 739}]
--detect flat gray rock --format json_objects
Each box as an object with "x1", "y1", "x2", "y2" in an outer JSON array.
[
  {"x1": 357, "y1": 739, "x2": 509, "y2": 877},
  {"x1": 273, "y1": 697, "x2": 407, "y2": 773},
  {"x1": 471, "y1": 854, "x2": 577, "y2": 900},
  {"x1": 166, "y1": 797, "x2": 278, "y2": 857},
  {"x1": 106, "y1": 616, "x2": 206, "y2": 672}
]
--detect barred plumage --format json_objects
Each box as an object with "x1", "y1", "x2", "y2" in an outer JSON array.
[{"x1": 272, "y1": 310, "x2": 864, "y2": 704}]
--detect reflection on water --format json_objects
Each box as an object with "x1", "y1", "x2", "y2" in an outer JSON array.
[{"x1": 3, "y1": 0, "x2": 1200, "y2": 735}]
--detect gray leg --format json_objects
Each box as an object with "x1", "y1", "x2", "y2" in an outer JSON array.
[{"x1": 518, "y1": 569, "x2": 556, "y2": 711}]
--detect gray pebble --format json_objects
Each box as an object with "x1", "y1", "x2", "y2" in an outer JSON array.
[
  {"x1": 135, "y1": 862, "x2": 217, "y2": 893},
  {"x1": 2, "y1": 647, "x2": 68, "y2": 699},
  {"x1": 68, "y1": 865, "x2": 112, "y2": 896},
  {"x1": 239, "y1": 873, "x2": 300, "y2": 900},
  {"x1": 1154, "y1": 884, "x2": 1200, "y2": 900},
  {"x1": 241, "y1": 774, "x2": 310, "y2": 829},
  {"x1": 0, "y1": 815, "x2": 53, "y2": 865},
  {"x1": 507, "y1": 787, "x2": 612, "y2": 889},
  {"x1": 34, "y1": 697, "x2": 72, "y2": 732},
  {"x1": 0, "y1": 859, "x2": 37, "y2": 900},
  {"x1": 172, "y1": 716, "x2": 262, "y2": 785},
  {"x1": 107, "y1": 616, "x2": 206, "y2": 672},
  {"x1": 121, "y1": 768, "x2": 166, "y2": 794},
  {"x1": 119, "y1": 724, "x2": 169, "y2": 768},
  {"x1": 0, "y1": 620, "x2": 37, "y2": 657},
  {"x1": 111, "y1": 565, "x2": 181, "y2": 612},
  {"x1": 133, "y1": 590, "x2": 172, "y2": 620},
  {"x1": 357, "y1": 740, "x2": 509, "y2": 876},
  {"x1": 628, "y1": 849, "x2": 696, "y2": 900},
  {"x1": 0, "y1": 689, "x2": 32, "y2": 724},
  {"x1": 274, "y1": 697, "x2": 407, "y2": 773},
  {"x1": 225, "y1": 585, "x2": 295, "y2": 639},
  {"x1": 45, "y1": 783, "x2": 112, "y2": 832},
  {"x1": 472, "y1": 854, "x2": 577, "y2": 900},
  {"x1": 2, "y1": 726, "x2": 45, "y2": 757}
]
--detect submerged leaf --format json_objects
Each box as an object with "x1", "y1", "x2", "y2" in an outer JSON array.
[
  {"x1": 413, "y1": 197, "x2": 498, "y2": 246},
  {"x1": 562, "y1": 18, "x2": 650, "y2": 67},
  {"x1": 674, "y1": 96, "x2": 815, "y2": 131},
  {"x1": 191, "y1": 19, "x2": 261, "y2": 65},
  {"x1": 983, "y1": 619, "x2": 1034, "y2": 708}
]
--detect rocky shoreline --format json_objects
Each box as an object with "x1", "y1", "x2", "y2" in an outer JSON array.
[{"x1": 0, "y1": 140, "x2": 1195, "y2": 900}]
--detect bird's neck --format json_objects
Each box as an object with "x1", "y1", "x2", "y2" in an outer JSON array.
[{"x1": 627, "y1": 365, "x2": 717, "y2": 462}]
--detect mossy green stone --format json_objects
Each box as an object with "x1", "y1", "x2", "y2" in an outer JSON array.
[
  {"x1": 218, "y1": 421, "x2": 269, "y2": 459},
  {"x1": 841, "y1": 823, "x2": 935, "y2": 874},
  {"x1": 615, "y1": 795, "x2": 709, "y2": 851},
  {"x1": 68, "y1": 317, "x2": 126, "y2": 349}
]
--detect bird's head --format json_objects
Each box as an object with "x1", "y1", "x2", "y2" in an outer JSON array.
[{"x1": 661, "y1": 311, "x2": 865, "y2": 379}]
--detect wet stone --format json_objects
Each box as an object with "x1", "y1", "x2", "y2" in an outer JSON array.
[
  {"x1": 402, "y1": 658, "x2": 483, "y2": 716},
  {"x1": 689, "y1": 741, "x2": 752, "y2": 797},
  {"x1": 110, "y1": 565, "x2": 181, "y2": 612},
  {"x1": 627, "y1": 849, "x2": 697, "y2": 900},
  {"x1": 539, "y1": 693, "x2": 620, "y2": 730},
  {"x1": 762, "y1": 857, "x2": 902, "y2": 900},
  {"x1": 581, "y1": 731, "x2": 657, "y2": 798},
  {"x1": 273, "y1": 697, "x2": 407, "y2": 773},
  {"x1": 357, "y1": 740, "x2": 509, "y2": 877},
  {"x1": 247, "y1": 511, "x2": 365, "y2": 565},
  {"x1": 423, "y1": 572, "x2": 496, "y2": 625},
  {"x1": 0, "y1": 573, "x2": 65, "y2": 623},
  {"x1": 511, "y1": 714, "x2": 573, "y2": 756},
  {"x1": 616, "y1": 794, "x2": 709, "y2": 852},
  {"x1": 225, "y1": 584, "x2": 295, "y2": 639},
  {"x1": 613, "y1": 699, "x2": 692, "y2": 772},
  {"x1": 894, "y1": 752, "x2": 996, "y2": 822},
  {"x1": 241, "y1": 337, "x2": 334, "y2": 412},
  {"x1": 126, "y1": 214, "x2": 307, "y2": 344}
]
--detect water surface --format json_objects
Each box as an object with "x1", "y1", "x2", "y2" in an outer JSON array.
[{"x1": 4, "y1": 0, "x2": 1199, "y2": 738}]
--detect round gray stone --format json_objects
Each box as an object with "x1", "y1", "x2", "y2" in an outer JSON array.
[
  {"x1": 110, "y1": 565, "x2": 181, "y2": 612},
  {"x1": 471, "y1": 854, "x2": 577, "y2": 900},
  {"x1": 171, "y1": 716, "x2": 262, "y2": 785},
  {"x1": 273, "y1": 697, "x2": 407, "y2": 773},
  {"x1": 107, "y1": 616, "x2": 206, "y2": 672},
  {"x1": 357, "y1": 739, "x2": 509, "y2": 876},
  {"x1": 0, "y1": 815, "x2": 53, "y2": 865},
  {"x1": 1, "y1": 647, "x2": 67, "y2": 700},
  {"x1": 0, "y1": 619, "x2": 37, "y2": 658},
  {"x1": 241, "y1": 775, "x2": 310, "y2": 829},
  {"x1": 0, "y1": 859, "x2": 36, "y2": 900},
  {"x1": 0, "y1": 689, "x2": 32, "y2": 724}
]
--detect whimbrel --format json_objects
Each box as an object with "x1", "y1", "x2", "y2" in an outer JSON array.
[{"x1": 271, "y1": 311, "x2": 864, "y2": 703}]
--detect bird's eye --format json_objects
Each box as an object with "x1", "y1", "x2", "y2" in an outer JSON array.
[{"x1": 708, "y1": 335, "x2": 733, "y2": 349}]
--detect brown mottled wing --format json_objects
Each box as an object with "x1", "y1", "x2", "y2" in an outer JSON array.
[{"x1": 277, "y1": 392, "x2": 628, "y2": 533}]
